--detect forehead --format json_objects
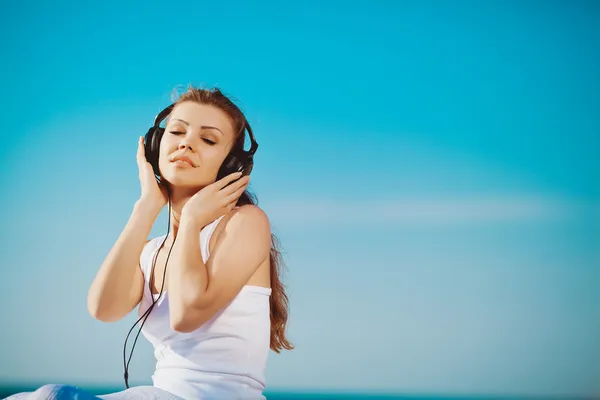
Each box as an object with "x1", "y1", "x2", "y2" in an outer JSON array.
[{"x1": 168, "y1": 101, "x2": 234, "y2": 137}]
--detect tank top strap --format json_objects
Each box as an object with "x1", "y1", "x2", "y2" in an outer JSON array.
[
  {"x1": 139, "y1": 235, "x2": 166, "y2": 280},
  {"x1": 139, "y1": 209, "x2": 237, "y2": 278},
  {"x1": 199, "y1": 214, "x2": 226, "y2": 262}
]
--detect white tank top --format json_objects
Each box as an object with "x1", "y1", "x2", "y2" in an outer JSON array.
[{"x1": 137, "y1": 215, "x2": 272, "y2": 400}]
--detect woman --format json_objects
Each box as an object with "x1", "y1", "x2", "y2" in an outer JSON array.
[{"x1": 6, "y1": 86, "x2": 293, "y2": 400}]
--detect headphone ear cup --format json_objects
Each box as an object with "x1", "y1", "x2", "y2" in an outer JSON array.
[
  {"x1": 217, "y1": 151, "x2": 254, "y2": 181},
  {"x1": 144, "y1": 127, "x2": 164, "y2": 178}
]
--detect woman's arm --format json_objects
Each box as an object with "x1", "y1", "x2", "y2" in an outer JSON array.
[
  {"x1": 167, "y1": 205, "x2": 271, "y2": 333},
  {"x1": 87, "y1": 200, "x2": 161, "y2": 322}
]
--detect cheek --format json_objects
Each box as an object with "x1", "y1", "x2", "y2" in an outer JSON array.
[
  {"x1": 198, "y1": 148, "x2": 230, "y2": 180},
  {"x1": 157, "y1": 137, "x2": 182, "y2": 166},
  {"x1": 208, "y1": 146, "x2": 228, "y2": 163},
  {"x1": 200, "y1": 149, "x2": 223, "y2": 175},
  {"x1": 158, "y1": 135, "x2": 174, "y2": 156},
  {"x1": 156, "y1": 138, "x2": 175, "y2": 172}
]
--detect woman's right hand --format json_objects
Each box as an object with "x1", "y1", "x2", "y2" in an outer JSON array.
[{"x1": 137, "y1": 136, "x2": 168, "y2": 211}]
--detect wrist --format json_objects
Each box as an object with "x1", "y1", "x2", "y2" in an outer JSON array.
[
  {"x1": 180, "y1": 210, "x2": 207, "y2": 232},
  {"x1": 135, "y1": 198, "x2": 163, "y2": 217}
]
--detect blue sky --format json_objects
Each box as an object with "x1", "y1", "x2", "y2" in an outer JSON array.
[{"x1": 1, "y1": 0, "x2": 599, "y2": 397}]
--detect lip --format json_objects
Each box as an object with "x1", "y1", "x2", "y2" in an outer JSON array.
[{"x1": 171, "y1": 155, "x2": 196, "y2": 167}]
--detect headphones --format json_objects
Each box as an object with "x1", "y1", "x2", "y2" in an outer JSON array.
[
  {"x1": 144, "y1": 103, "x2": 259, "y2": 182},
  {"x1": 122, "y1": 102, "x2": 259, "y2": 388}
]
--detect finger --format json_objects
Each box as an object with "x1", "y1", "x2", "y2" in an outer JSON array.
[
  {"x1": 221, "y1": 175, "x2": 249, "y2": 196},
  {"x1": 136, "y1": 137, "x2": 144, "y2": 166},
  {"x1": 226, "y1": 198, "x2": 238, "y2": 210},
  {"x1": 224, "y1": 179, "x2": 249, "y2": 204},
  {"x1": 226, "y1": 193, "x2": 242, "y2": 209},
  {"x1": 214, "y1": 171, "x2": 243, "y2": 189}
]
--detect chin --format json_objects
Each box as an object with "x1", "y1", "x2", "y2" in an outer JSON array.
[{"x1": 161, "y1": 168, "x2": 212, "y2": 189}]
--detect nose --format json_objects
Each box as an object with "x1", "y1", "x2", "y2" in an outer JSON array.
[{"x1": 177, "y1": 137, "x2": 193, "y2": 152}]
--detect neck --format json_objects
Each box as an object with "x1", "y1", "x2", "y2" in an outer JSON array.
[{"x1": 165, "y1": 185, "x2": 205, "y2": 239}]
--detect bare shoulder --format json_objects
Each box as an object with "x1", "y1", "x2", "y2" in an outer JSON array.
[
  {"x1": 217, "y1": 204, "x2": 270, "y2": 231},
  {"x1": 230, "y1": 204, "x2": 270, "y2": 229},
  {"x1": 210, "y1": 204, "x2": 271, "y2": 254}
]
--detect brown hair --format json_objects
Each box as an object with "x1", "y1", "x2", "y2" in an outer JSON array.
[{"x1": 172, "y1": 85, "x2": 294, "y2": 353}]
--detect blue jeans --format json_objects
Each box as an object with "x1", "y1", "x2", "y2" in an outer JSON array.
[{"x1": 3, "y1": 384, "x2": 183, "y2": 400}]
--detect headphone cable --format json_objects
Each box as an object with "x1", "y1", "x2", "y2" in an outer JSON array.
[{"x1": 123, "y1": 194, "x2": 175, "y2": 388}]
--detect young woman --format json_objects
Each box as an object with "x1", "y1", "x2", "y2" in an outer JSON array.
[{"x1": 6, "y1": 86, "x2": 293, "y2": 400}]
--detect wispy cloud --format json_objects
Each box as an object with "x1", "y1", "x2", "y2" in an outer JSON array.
[{"x1": 264, "y1": 195, "x2": 597, "y2": 226}]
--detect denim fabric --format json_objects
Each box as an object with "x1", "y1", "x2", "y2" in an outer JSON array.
[{"x1": 3, "y1": 384, "x2": 183, "y2": 400}]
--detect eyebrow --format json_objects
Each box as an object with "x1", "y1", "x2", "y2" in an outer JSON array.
[{"x1": 171, "y1": 118, "x2": 224, "y2": 136}]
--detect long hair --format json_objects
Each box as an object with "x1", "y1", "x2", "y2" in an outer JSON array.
[{"x1": 171, "y1": 85, "x2": 293, "y2": 353}]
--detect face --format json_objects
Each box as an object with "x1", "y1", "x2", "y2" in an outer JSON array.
[{"x1": 158, "y1": 101, "x2": 236, "y2": 189}]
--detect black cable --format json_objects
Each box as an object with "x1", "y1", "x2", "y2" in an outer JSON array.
[{"x1": 122, "y1": 192, "x2": 176, "y2": 388}]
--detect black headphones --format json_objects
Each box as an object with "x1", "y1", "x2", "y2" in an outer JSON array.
[
  {"x1": 144, "y1": 103, "x2": 259, "y2": 182},
  {"x1": 122, "y1": 103, "x2": 259, "y2": 389}
]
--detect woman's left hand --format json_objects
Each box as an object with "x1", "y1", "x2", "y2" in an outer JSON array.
[{"x1": 181, "y1": 172, "x2": 250, "y2": 229}]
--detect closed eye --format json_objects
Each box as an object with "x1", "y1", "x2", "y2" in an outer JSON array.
[{"x1": 169, "y1": 130, "x2": 216, "y2": 146}]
